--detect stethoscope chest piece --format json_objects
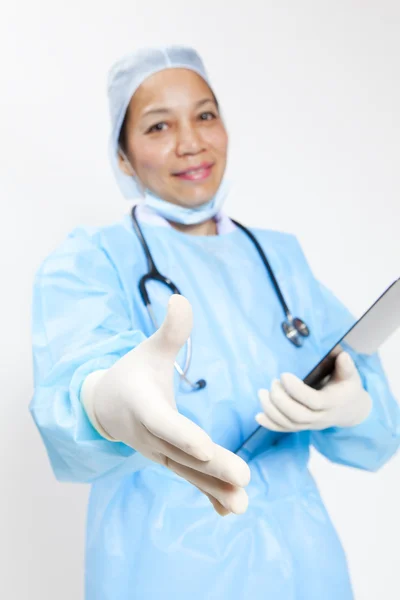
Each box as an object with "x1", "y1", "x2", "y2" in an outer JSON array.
[
  {"x1": 132, "y1": 205, "x2": 311, "y2": 389},
  {"x1": 282, "y1": 317, "x2": 310, "y2": 347}
]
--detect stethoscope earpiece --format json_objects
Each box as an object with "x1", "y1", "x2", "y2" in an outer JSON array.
[{"x1": 195, "y1": 379, "x2": 207, "y2": 390}]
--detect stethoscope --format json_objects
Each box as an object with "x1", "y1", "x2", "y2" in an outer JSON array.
[{"x1": 131, "y1": 204, "x2": 310, "y2": 391}]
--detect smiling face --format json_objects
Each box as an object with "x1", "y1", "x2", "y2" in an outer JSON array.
[{"x1": 117, "y1": 68, "x2": 228, "y2": 207}]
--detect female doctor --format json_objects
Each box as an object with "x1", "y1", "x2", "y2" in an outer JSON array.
[{"x1": 30, "y1": 46, "x2": 400, "y2": 600}]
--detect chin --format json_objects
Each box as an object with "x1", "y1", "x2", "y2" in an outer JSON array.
[
  {"x1": 176, "y1": 184, "x2": 221, "y2": 208},
  {"x1": 188, "y1": 195, "x2": 215, "y2": 208}
]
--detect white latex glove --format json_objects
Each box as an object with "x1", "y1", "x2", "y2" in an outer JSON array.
[
  {"x1": 81, "y1": 294, "x2": 250, "y2": 517},
  {"x1": 256, "y1": 351, "x2": 372, "y2": 432}
]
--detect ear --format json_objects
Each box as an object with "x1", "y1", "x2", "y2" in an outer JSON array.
[{"x1": 117, "y1": 150, "x2": 135, "y2": 177}]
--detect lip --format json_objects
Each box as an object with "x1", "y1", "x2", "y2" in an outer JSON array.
[{"x1": 173, "y1": 162, "x2": 215, "y2": 181}]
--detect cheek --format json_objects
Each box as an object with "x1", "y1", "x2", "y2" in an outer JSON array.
[
  {"x1": 206, "y1": 126, "x2": 228, "y2": 156},
  {"x1": 131, "y1": 138, "x2": 173, "y2": 175}
]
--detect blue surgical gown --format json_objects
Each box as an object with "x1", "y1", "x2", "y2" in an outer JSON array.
[{"x1": 30, "y1": 214, "x2": 400, "y2": 600}]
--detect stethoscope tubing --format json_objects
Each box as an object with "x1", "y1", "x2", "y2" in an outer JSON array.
[{"x1": 131, "y1": 205, "x2": 310, "y2": 391}]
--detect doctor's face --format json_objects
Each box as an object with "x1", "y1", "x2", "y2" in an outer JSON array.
[{"x1": 118, "y1": 68, "x2": 228, "y2": 207}]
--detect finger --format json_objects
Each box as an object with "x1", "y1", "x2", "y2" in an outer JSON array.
[
  {"x1": 255, "y1": 412, "x2": 288, "y2": 432},
  {"x1": 143, "y1": 408, "x2": 214, "y2": 462},
  {"x1": 333, "y1": 352, "x2": 360, "y2": 383},
  {"x1": 205, "y1": 494, "x2": 231, "y2": 516},
  {"x1": 147, "y1": 432, "x2": 250, "y2": 488},
  {"x1": 144, "y1": 450, "x2": 238, "y2": 515},
  {"x1": 204, "y1": 444, "x2": 251, "y2": 487},
  {"x1": 269, "y1": 381, "x2": 321, "y2": 426},
  {"x1": 259, "y1": 388, "x2": 301, "y2": 430},
  {"x1": 152, "y1": 294, "x2": 193, "y2": 358},
  {"x1": 279, "y1": 373, "x2": 324, "y2": 411},
  {"x1": 195, "y1": 487, "x2": 231, "y2": 517},
  {"x1": 166, "y1": 459, "x2": 249, "y2": 515}
]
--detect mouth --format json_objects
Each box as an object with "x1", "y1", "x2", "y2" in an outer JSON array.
[{"x1": 173, "y1": 162, "x2": 214, "y2": 181}]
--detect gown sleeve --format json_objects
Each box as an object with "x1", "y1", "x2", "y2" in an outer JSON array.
[
  {"x1": 30, "y1": 228, "x2": 152, "y2": 484},
  {"x1": 306, "y1": 262, "x2": 400, "y2": 472}
]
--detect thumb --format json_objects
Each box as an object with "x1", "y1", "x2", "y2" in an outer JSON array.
[
  {"x1": 151, "y1": 294, "x2": 193, "y2": 357},
  {"x1": 334, "y1": 352, "x2": 359, "y2": 382}
]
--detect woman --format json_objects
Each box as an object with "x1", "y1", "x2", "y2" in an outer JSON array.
[{"x1": 30, "y1": 45, "x2": 400, "y2": 600}]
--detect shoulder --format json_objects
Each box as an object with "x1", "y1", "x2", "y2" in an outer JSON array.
[
  {"x1": 35, "y1": 215, "x2": 135, "y2": 278},
  {"x1": 245, "y1": 225, "x2": 304, "y2": 255},
  {"x1": 243, "y1": 225, "x2": 316, "y2": 278}
]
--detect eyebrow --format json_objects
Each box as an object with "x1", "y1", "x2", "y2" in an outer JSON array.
[{"x1": 141, "y1": 97, "x2": 217, "y2": 119}]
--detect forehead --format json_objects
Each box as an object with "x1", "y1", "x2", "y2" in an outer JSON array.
[{"x1": 129, "y1": 68, "x2": 214, "y2": 114}]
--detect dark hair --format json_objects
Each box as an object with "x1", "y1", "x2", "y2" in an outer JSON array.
[
  {"x1": 118, "y1": 89, "x2": 220, "y2": 154},
  {"x1": 118, "y1": 111, "x2": 129, "y2": 154}
]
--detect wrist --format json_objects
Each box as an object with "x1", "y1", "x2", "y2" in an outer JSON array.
[
  {"x1": 81, "y1": 370, "x2": 116, "y2": 441},
  {"x1": 336, "y1": 389, "x2": 373, "y2": 429}
]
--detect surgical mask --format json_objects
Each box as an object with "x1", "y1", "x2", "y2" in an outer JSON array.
[
  {"x1": 120, "y1": 149, "x2": 230, "y2": 225},
  {"x1": 107, "y1": 46, "x2": 231, "y2": 222},
  {"x1": 108, "y1": 47, "x2": 222, "y2": 199},
  {"x1": 142, "y1": 179, "x2": 230, "y2": 225}
]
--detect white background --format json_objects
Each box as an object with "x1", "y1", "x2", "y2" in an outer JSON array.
[{"x1": 1, "y1": 1, "x2": 399, "y2": 598}]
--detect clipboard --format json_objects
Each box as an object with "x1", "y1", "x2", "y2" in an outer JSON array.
[{"x1": 236, "y1": 277, "x2": 400, "y2": 459}]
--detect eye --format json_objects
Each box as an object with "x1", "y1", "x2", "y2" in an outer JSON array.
[
  {"x1": 146, "y1": 122, "x2": 168, "y2": 134},
  {"x1": 199, "y1": 111, "x2": 217, "y2": 121}
]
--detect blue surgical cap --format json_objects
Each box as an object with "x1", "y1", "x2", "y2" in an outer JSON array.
[{"x1": 107, "y1": 45, "x2": 215, "y2": 199}]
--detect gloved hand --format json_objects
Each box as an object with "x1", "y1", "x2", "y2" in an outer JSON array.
[
  {"x1": 255, "y1": 351, "x2": 372, "y2": 432},
  {"x1": 81, "y1": 294, "x2": 250, "y2": 517}
]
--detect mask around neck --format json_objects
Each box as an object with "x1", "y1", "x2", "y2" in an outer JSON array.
[{"x1": 142, "y1": 176, "x2": 230, "y2": 225}]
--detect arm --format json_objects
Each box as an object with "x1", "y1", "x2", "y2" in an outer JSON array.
[
  {"x1": 30, "y1": 229, "x2": 151, "y2": 484},
  {"x1": 256, "y1": 234, "x2": 400, "y2": 472},
  {"x1": 310, "y1": 282, "x2": 400, "y2": 472},
  {"x1": 30, "y1": 229, "x2": 251, "y2": 515}
]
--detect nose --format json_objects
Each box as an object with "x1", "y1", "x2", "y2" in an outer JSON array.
[{"x1": 175, "y1": 122, "x2": 205, "y2": 156}]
